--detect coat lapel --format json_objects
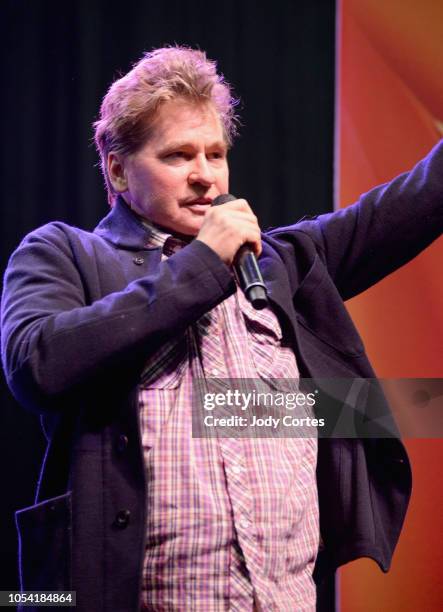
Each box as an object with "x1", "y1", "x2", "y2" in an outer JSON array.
[{"x1": 259, "y1": 239, "x2": 298, "y2": 321}]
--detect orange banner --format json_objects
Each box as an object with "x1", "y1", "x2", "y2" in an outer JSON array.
[{"x1": 337, "y1": 0, "x2": 443, "y2": 610}]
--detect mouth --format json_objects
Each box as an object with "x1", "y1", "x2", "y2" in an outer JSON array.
[
  {"x1": 185, "y1": 197, "x2": 213, "y2": 206},
  {"x1": 184, "y1": 197, "x2": 213, "y2": 212}
]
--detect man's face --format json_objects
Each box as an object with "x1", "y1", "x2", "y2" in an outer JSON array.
[{"x1": 109, "y1": 98, "x2": 229, "y2": 236}]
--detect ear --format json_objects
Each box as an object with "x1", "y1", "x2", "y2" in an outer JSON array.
[{"x1": 107, "y1": 152, "x2": 128, "y2": 193}]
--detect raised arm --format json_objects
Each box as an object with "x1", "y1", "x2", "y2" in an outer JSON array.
[{"x1": 282, "y1": 139, "x2": 443, "y2": 300}]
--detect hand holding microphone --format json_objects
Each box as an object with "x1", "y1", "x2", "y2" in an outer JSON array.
[{"x1": 196, "y1": 194, "x2": 268, "y2": 309}]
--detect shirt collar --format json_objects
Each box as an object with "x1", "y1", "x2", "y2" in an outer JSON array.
[{"x1": 139, "y1": 217, "x2": 192, "y2": 256}]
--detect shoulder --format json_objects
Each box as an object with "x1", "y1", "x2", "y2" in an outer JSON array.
[
  {"x1": 17, "y1": 221, "x2": 94, "y2": 248},
  {"x1": 4, "y1": 222, "x2": 117, "y2": 289},
  {"x1": 11, "y1": 221, "x2": 112, "y2": 262}
]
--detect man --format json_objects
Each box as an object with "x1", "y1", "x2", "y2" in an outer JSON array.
[{"x1": 1, "y1": 46, "x2": 442, "y2": 611}]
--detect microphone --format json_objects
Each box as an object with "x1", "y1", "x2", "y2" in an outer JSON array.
[{"x1": 212, "y1": 194, "x2": 268, "y2": 310}]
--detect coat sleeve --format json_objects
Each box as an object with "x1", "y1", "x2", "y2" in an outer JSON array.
[
  {"x1": 275, "y1": 139, "x2": 443, "y2": 300},
  {"x1": 1, "y1": 223, "x2": 235, "y2": 413}
]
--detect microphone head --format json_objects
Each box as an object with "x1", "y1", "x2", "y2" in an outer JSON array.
[{"x1": 212, "y1": 193, "x2": 236, "y2": 207}]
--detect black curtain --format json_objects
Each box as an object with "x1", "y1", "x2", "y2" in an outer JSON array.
[{"x1": 1, "y1": 0, "x2": 336, "y2": 607}]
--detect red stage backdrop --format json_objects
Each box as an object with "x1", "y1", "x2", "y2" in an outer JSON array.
[{"x1": 337, "y1": 1, "x2": 443, "y2": 610}]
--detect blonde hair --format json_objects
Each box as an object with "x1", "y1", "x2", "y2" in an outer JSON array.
[{"x1": 94, "y1": 46, "x2": 239, "y2": 203}]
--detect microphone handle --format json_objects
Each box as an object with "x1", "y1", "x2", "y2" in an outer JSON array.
[{"x1": 212, "y1": 194, "x2": 268, "y2": 310}]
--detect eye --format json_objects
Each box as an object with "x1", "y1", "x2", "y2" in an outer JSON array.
[
  {"x1": 161, "y1": 151, "x2": 193, "y2": 164},
  {"x1": 208, "y1": 151, "x2": 226, "y2": 161},
  {"x1": 168, "y1": 151, "x2": 187, "y2": 159}
]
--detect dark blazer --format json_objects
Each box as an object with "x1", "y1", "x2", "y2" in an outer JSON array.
[{"x1": 2, "y1": 140, "x2": 443, "y2": 611}]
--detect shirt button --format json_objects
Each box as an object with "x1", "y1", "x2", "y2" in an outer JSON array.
[
  {"x1": 114, "y1": 509, "x2": 131, "y2": 528},
  {"x1": 239, "y1": 518, "x2": 250, "y2": 530},
  {"x1": 212, "y1": 369, "x2": 219, "y2": 376},
  {"x1": 133, "y1": 256, "x2": 144, "y2": 265},
  {"x1": 231, "y1": 464, "x2": 242, "y2": 475}
]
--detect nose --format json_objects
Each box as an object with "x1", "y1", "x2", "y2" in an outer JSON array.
[{"x1": 188, "y1": 154, "x2": 215, "y2": 187}]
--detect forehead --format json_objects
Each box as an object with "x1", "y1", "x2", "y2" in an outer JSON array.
[{"x1": 149, "y1": 98, "x2": 226, "y2": 146}]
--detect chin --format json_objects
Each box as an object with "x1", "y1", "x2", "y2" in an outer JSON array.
[
  {"x1": 177, "y1": 220, "x2": 204, "y2": 238},
  {"x1": 158, "y1": 212, "x2": 204, "y2": 238},
  {"x1": 159, "y1": 222, "x2": 200, "y2": 238},
  {"x1": 181, "y1": 226, "x2": 200, "y2": 238}
]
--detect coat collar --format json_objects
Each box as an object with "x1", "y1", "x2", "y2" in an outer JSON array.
[{"x1": 94, "y1": 196, "x2": 155, "y2": 250}]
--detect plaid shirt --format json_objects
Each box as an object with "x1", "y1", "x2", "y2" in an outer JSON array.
[{"x1": 139, "y1": 223, "x2": 319, "y2": 611}]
